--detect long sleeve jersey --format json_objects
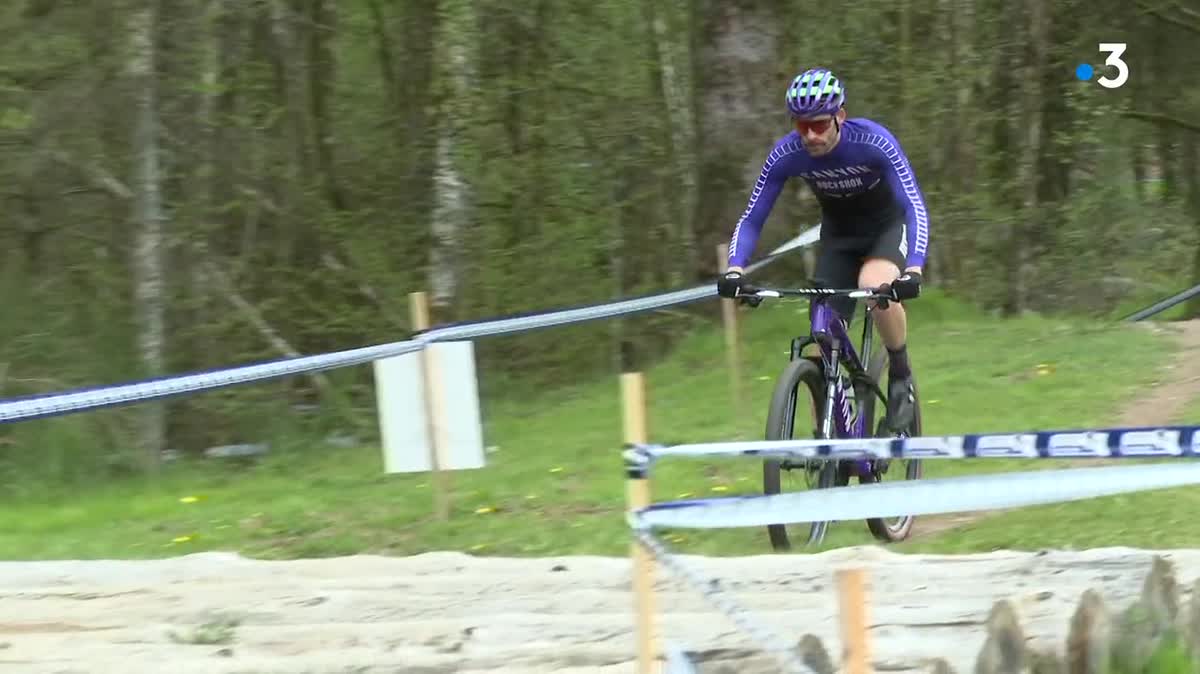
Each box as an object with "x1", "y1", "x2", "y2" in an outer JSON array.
[{"x1": 727, "y1": 117, "x2": 929, "y2": 270}]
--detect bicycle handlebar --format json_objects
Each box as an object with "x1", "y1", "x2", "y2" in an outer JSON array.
[{"x1": 737, "y1": 282, "x2": 894, "y2": 302}]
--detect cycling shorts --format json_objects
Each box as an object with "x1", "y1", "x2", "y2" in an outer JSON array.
[{"x1": 812, "y1": 218, "x2": 908, "y2": 322}]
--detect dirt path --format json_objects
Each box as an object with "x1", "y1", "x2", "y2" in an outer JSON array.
[
  {"x1": 0, "y1": 546, "x2": 1194, "y2": 673},
  {"x1": 1114, "y1": 319, "x2": 1200, "y2": 426},
  {"x1": 911, "y1": 319, "x2": 1200, "y2": 540}
]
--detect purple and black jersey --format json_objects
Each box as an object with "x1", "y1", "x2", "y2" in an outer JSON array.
[{"x1": 727, "y1": 118, "x2": 929, "y2": 270}]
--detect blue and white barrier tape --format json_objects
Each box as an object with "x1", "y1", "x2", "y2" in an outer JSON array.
[
  {"x1": 627, "y1": 424, "x2": 1200, "y2": 462},
  {"x1": 0, "y1": 341, "x2": 426, "y2": 424},
  {"x1": 418, "y1": 225, "x2": 821, "y2": 342},
  {"x1": 630, "y1": 462, "x2": 1200, "y2": 530},
  {"x1": 420, "y1": 285, "x2": 713, "y2": 342},
  {"x1": 0, "y1": 227, "x2": 820, "y2": 424}
]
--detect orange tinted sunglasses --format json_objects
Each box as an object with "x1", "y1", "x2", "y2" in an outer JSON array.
[{"x1": 795, "y1": 117, "x2": 834, "y2": 135}]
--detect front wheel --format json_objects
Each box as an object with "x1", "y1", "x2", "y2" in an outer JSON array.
[
  {"x1": 859, "y1": 356, "x2": 923, "y2": 543},
  {"x1": 762, "y1": 356, "x2": 846, "y2": 550}
]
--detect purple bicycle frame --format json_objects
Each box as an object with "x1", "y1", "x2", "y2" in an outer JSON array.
[{"x1": 808, "y1": 298, "x2": 875, "y2": 477}]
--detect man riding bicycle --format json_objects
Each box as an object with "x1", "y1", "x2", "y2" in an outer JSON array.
[{"x1": 715, "y1": 67, "x2": 929, "y2": 432}]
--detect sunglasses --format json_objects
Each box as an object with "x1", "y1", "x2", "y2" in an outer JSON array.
[{"x1": 795, "y1": 117, "x2": 835, "y2": 135}]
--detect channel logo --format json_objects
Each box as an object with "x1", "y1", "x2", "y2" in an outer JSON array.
[{"x1": 1076, "y1": 43, "x2": 1128, "y2": 89}]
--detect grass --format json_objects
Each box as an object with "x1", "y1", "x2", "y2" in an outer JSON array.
[{"x1": 0, "y1": 289, "x2": 1188, "y2": 561}]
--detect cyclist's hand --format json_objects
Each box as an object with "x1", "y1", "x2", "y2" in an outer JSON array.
[
  {"x1": 886, "y1": 271, "x2": 923, "y2": 301},
  {"x1": 716, "y1": 270, "x2": 746, "y2": 299}
]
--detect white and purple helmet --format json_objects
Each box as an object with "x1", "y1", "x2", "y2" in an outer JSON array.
[{"x1": 785, "y1": 68, "x2": 845, "y2": 118}]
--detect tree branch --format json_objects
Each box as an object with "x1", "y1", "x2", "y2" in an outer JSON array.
[
  {"x1": 1135, "y1": 0, "x2": 1200, "y2": 33},
  {"x1": 1123, "y1": 110, "x2": 1200, "y2": 135},
  {"x1": 44, "y1": 149, "x2": 134, "y2": 200},
  {"x1": 197, "y1": 259, "x2": 337, "y2": 399},
  {"x1": 1173, "y1": 0, "x2": 1200, "y2": 24}
]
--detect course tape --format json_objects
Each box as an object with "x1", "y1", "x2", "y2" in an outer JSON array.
[
  {"x1": 420, "y1": 285, "x2": 712, "y2": 342},
  {"x1": 0, "y1": 227, "x2": 820, "y2": 424},
  {"x1": 630, "y1": 462, "x2": 1200, "y2": 530},
  {"x1": 418, "y1": 225, "x2": 821, "y2": 342},
  {"x1": 629, "y1": 424, "x2": 1200, "y2": 462},
  {"x1": 0, "y1": 341, "x2": 426, "y2": 424},
  {"x1": 1124, "y1": 281, "x2": 1200, "y2": 322}
]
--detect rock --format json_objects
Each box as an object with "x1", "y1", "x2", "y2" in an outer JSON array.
[
  {"x1": 796, "y1": 633, "x2": 835, "y2": 674},
  {"x1": 974, "y1": 600, "x2": 1027, "y2": 674},
  {"x1": 1066, "y1": 589, "x2": 1110, "y2": 674}
]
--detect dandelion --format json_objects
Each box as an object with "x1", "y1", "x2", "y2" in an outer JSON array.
[
  {"x1": 549, "y1": 467, "x2": 564, "y2": 473},
  {"x1": 676, "y1": 492, "x2": 694, "y2": 499},
  {"x1": 179, "y1": 496, "x2": 199, "y2": 504},
  {"x1": 172, "y1": 535, "x2": 194, "y2": 544},
  {"x1": 711, "y1": 485, "x2": 729, "y2": 493},
  {"x1": 474, "y1": 506, "x2": 496, "y2": 515}
]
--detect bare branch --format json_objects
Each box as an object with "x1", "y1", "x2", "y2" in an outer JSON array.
[
  {"x1": 1135, "y1": 0, "x2": 1200, "y2": 33},
  {"x1": 44, "y1": 149, "x2": 133, "y2": 200},
  {"x1": 1123, "y1": 110, "x2": 1200, "y2": 135},
  {"x1": 197, "y1": 259, "x2": 337, "y2": 399}
]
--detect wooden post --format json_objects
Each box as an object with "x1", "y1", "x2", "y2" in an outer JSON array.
[
  {"x1": 837, "y1": 568, "x2": 872, "y2": 674},
  {"x1": 410, "y1": 291, "x2": 450, "y2": 521},
  {"x1": 716, "y1": 242, "x2": 746, "y2": 431},
  {"x1": 622, "y1": 372, "x2": 658, "y2": 674}
]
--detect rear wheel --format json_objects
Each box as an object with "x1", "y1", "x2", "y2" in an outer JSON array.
[
  {"x1": 763, "y1": 356, "x2": 847, "y2": 550},
  {"x1": 858, "y1": 350, "x2": 923, "y2": 542}
]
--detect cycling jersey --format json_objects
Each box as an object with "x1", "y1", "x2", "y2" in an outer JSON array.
[{"x1": 727, "y1": 117, "x2": 929, "y2": 270}]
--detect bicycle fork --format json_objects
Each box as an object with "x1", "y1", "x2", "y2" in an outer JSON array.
[{"x1": 821, "y1": 346, "x2": 872, "y2": 479}]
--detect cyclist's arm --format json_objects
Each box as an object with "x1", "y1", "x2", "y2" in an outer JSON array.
[
  {"x1": 871, "y1": 131, "x2": 929, "y2": 270},
  {"x1": 727, "y1": 155, "x2": 790, "y2": 270}
]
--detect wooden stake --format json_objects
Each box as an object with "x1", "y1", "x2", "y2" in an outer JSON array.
[
  {"x1": 716, "y1": 242, "x2": 746, "y2": 430},
  {"x1": 622, "y1": 372, "x2": 658, "y2": 674},
  {"x1": 837, "y1": 568, "x2": 872, "y2": 674},
  {"x1": 410, "y1": 291, "x2": 450, "y2": 521}
]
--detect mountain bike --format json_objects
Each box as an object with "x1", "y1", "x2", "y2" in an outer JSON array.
[{"x1": 735, "y1": 281, "x2": 923, "y2": 550}]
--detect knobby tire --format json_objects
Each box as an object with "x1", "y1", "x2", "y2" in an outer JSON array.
[
  {"x1": 762, "y1": 356, "x2": 845, "y2": 550},
  {"x1": 858, "y1": 349, "x2": 923, "y2": 542}
]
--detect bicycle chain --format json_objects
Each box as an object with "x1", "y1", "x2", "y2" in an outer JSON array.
[{"x1": 633, "y1": 527, "x2": 818, "y2": 674}]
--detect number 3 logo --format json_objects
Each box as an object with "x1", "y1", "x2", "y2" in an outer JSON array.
[{"x1": 1098, "y1": 43, "x2": 1128, "y2": 89}]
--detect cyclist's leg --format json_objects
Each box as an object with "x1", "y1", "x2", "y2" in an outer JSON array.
[
  {"x1": 859, "y1": 221, "x2": 915, "y2": 432},
  {"x1": 811, "y1": 240, "x2": 862, "y2": 327}
]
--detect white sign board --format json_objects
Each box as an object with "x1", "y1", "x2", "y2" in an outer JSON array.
[{"x1": 374, "y1": 341, "x2": 486, "y2": 473}]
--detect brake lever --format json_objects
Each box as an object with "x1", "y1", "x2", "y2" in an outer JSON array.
[{"x1": 738, "y1": 294, "x2": 763, "y2": 308}]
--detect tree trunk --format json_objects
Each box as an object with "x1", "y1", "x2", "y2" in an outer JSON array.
[
  {"x1": 130, "y1": 2, "x2": 166, "y2": 471},
  {"x1": 643, "y1": 0, "x2": 696, "y2": 285},
  {"x1": 308, "y1": 0, "x2": 347, "y2": 213},
  {"x1": 429, "y1": 0, "x2": 474, "y2": 312},
  {"x1": 691, "y1": 0, "x2": 783, "y2": 279},
  {"x1": 1184, "y1": 133, "x2": 1200, "y2": 318}
]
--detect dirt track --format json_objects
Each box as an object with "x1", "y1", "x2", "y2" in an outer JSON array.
[
  {"x1": 1, "y1": 546, "x2": 1196, "y2": 673},
  {"x1": 5, "y1": 323, "x2": 1199, "y2": 673},
  {"x1": 909, "y1": 319, "x2": 1200, "y2": 540}
]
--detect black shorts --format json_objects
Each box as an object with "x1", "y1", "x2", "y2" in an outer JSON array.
[{"x1": 812, "y1": 219, "x2": 908, "y2": 322}]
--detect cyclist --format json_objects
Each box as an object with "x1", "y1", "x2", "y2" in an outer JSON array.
[{"x1": 715, "y1": 67, "x2": 929, "y2": 433}]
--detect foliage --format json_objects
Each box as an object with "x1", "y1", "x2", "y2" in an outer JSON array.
[{"x1": 0, "y1": 0, "x2": 1197, "y2": 476}]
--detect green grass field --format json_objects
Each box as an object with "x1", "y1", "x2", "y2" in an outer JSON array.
[{"x1": 1, "y1": 290, "x2": 1193, "y2": 561}]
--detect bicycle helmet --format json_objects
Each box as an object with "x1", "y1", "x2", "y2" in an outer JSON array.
[{"x1": 785, "y1": 68, "x2": 845, "y2": 118}]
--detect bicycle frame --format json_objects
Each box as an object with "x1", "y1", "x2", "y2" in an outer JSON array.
[{"x1": 795, "y1": 296, "x2": 886, "y2": 477}]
